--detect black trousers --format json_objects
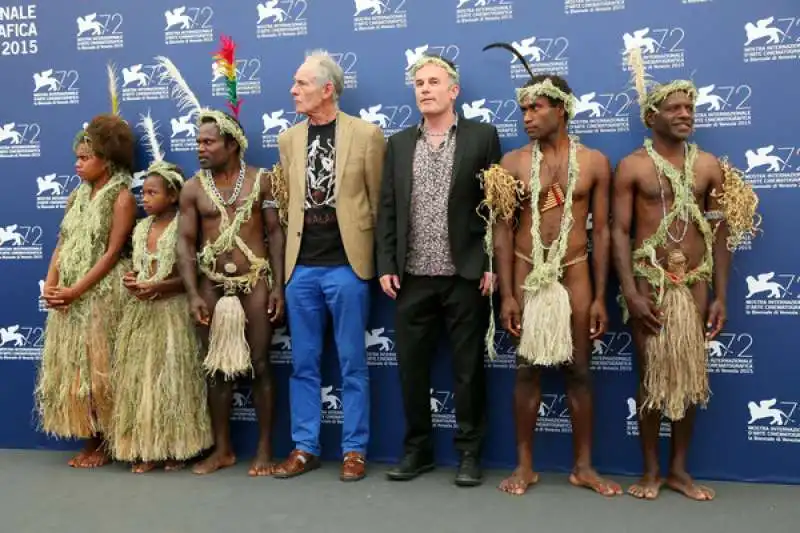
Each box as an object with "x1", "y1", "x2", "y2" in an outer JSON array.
[{"x1": 395, "y1": 273, "x2": 488, "y2": 457}]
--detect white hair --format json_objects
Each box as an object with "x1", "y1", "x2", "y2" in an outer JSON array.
[{"x1": 304, "y1": 49, "x2": 344, "y2": 102}]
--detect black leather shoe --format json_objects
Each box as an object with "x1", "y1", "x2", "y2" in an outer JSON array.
[
  {"x1": 454, "y1": 452, "x2": 483, "y2": 487},
  {"x1": 386, "y1": 453, "x2": 435, "y2": 481}
]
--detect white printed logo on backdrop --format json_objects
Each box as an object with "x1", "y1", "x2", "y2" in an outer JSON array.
[
  {"x1": 430, "y1": 389, "x2": 456, "y2": 429},
  {"x1": 169, "y1": 113, "x2": 199, "y2": 153},
  {"x1": 536, "y1": 393, "x2": 572, "y2": 434},
  {"x1": 76, "y1": 12, "x2": 124, "y2": 51},
  {"x1": 358, "y1": 104, "x2": 415, "y2": 138},
  {"x1": 329, "y1": 52, "x2": 359, "y2": 89},
  {"x1": 353, "y1": 0, "x2": 407, "y2": 32},
  {"x1": 404, "y1": 44, "x2": 461, "y2": 87},
  {"x1": 484, "y1": 330, "x2": 516, "y2": 369},
  {"x1": 35, "y1": 172, "x2": 81, "y2": 210},
  {"x1": 590, "y1": 331, "x2": 633, "y2": 372},
  {"x1": 365, "y1": 328, "x2": 397, "y2": 367},
  {"x1": 707, "y1": 332, "x2": 754, "y2": 375},
  {"x1": 462, "y1": 98, "x2": 519, "y2": 138},
  {"x1": 32, "y1": 69, "x2": 79, "y2": 106},
  {"x1": 0, "y1": 4, "x2": 39, "y2": 56},
  {"x1": 747, "y1": 398, "x2": 800, "y2": 444},
  {"x1": 231, "y1": 383, "x2": 255, "y2": 422},
  {"x1": 565, "y1": 0, "x2": 624, "y2": 15},
  {"x1": 212, "y1": 58, "x2": 262, "y2": 97},
  {"x1": 261, "y1": 109, "x2": 302, "y2": 148},
  {"x1": 568, "y1": 90, "x2": 632, "y2": 135},
  {"x1": 269, "y1": 326, "x2": 292, "y2": 365},
  {"x1": 0, "y1": 324, "x2": 43, "y2": 360},
  {"x1": 164, "y1": 6, "x2": 214, "y2": 45},
  {"x1": 625, "y1": 397, "x2": 671, "y2": 438},
  {"x1": 508, "y1": 35, "x2": 570, "y2": 79},
  {"x1": 456, "y1": 0, "x2": 513, "y2": 25},
  {"x1": 694, "y1": 81, "x2": 752, "y2": 129},
  {"x1": 742, "y1": 145, "x2": 800, "y2": 190},
  {"x1": 321, "y1": 385, "x2": 343, "y2": 425},
  {"x1": 620, "y1": 27, "x2": 685, "y2": 70},
  {"x1": 121, "y1": 63, "x2": 171, "y2": 102},
  {"x1": 0, "y1": 122, "x2": 40, "y2": 158},
  {"x1": 0, "y1": 224, "x2": 43, "y2": 260},
  {"x1": 744, "y1": 272, "x2": 800, "y2": 316},
  {"x1": 256, "y1": 0, "x2": 308, "y2": 39},
  {"x1": 744, "y1": 16, "x2": 800, "y2": 63}
]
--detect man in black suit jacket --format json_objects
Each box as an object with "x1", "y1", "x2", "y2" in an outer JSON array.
[{"x1": 376, "y1": 54, "x2": 502, "y2": 487}]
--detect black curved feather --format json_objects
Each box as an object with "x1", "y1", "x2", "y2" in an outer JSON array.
[{"x1": 482, "y1": 42, "x2": 535, "y2": 81}]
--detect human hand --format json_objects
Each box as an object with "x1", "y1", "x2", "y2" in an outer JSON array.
[{"x1": 379, "y1": 274, "x2": 401, "y2": 299}]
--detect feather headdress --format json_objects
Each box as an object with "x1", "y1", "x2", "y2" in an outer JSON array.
[
  {"x1": 106, "y1": 62, "x2": 120, "y2": 116},
  {"x1": 482, "y1": 42, "x2": 576, "y2": 119},
  {"x1": 212, "y1": 34, "x2": 242, "y2": 119},
  {"x1": 154, "y1": 55, "x2": 203, "y2": 117},
  {"x1": 625, "y1": 46, "x2": 697, "y2": 127},
  {"x1": 137, "y1": 110, "x2": 184, "y2": 190}
]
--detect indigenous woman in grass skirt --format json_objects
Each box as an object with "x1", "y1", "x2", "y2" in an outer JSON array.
[
  {"x1": 109, "y1": 113, "x2": 212, "y2": 473},
  {"x1": 36, "y1": 65, "x2": 138, "y2": 468}
]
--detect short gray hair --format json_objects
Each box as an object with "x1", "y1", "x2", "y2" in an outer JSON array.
[{"x1": 304, "y1": 49, "x2": 344, "y2": 102}]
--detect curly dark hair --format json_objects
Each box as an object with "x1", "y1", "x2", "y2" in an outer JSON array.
[
  {"x1": 200, "y1": 112, "x2": 244, "y2": 155},
  {"x1": 82, "y1": 113, "x2": 136, "y2": 173}
]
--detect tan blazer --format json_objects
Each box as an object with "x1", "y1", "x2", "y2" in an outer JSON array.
[{"x1": 277, "y1": 111, "x2": 386, "y2": 282}]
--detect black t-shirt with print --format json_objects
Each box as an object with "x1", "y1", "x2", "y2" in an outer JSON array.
[{"x1": 297, "y1": 119, "x2": 347, "y2": 266}]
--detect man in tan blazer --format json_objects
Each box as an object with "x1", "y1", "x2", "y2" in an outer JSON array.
[{"x1": 273, "y1": 50, "x2": 385, "y2": 483}]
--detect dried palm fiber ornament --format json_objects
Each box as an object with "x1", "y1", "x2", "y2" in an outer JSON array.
[
  {"x1": 478, "y1": 42, "x2": 581, "y2": 366},
  {"x1": 623, "y1": 48, "x2": 762, "y2": 421},
  {"x1": 155, "y1": 35, "x2": 280, "y2": 379},
  {"x1": 36, "y1": 64, "x2": 133, "y2": 438},
  {"x1": 108, "y1": 114, "x2": 212, "y2": 463}
]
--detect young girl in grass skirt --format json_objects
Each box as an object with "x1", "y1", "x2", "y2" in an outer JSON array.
[{"x1": 109, "y1": 114, "x2": 212, "y2": 473}]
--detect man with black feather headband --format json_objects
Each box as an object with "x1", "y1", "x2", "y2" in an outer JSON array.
[
  {"x1": 479, "y1": 43, "x2": 621, "y2": 497},
  {"x1": 611, "y1": 49, "x2": 760, "y2": 502}
]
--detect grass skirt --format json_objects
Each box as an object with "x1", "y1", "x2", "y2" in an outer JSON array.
[
  {"x1": 642, "y1": 284, "x2": 710, "y2": 421},
  {"x1": 35, "y1": 260, "x2": 130, "y2": 438},
  {"x1": 109, "y1": 293, "x2": 212, "y2": 462}
]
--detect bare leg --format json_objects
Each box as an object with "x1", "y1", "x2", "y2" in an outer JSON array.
[
  {"x1": 628, "y1": 299, "x2": 664, "y2": 500},
  {"x1": 193, "y1": 280, "x2": 236, "y2": 475},
  {"x1": 564, "y1": 265, "x2": 622, "y2": 496},
  {"x1": 243, "y1": 279, "x2": 276, "y2": 477},
  {"x1": 498, "y1": 366, "x2": 541, "y2": 495},
  {"x1": 666, "y1": 283, "x2": 714, "y2": 501}
]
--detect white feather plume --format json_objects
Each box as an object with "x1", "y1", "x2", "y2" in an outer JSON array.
[
  {"x1": 106, "y1": 62, "x2": 120, "y2": 115},
  {"x1": 154, "y1": 55, "x2": 202, "y2": 116},
  {"x1": 138, "y1": 111, "x2": 163, "y2": 163}
]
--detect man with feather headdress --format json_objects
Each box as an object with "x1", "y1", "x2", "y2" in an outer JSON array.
[
  {"x1": 36, "y1": 64, "x2": 137, "y2": 468},
  {"x1": 478, "y1": 43, "x2": 621, "y2": 497},
  {"x1": 156, "y1": 36, "x2": 287, "y2": 477},
  {"x1": 611, "y1": 49, "x2": 760, "y2": 501}
]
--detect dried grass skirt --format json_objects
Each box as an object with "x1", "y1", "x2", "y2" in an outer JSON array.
[
  {"x1": 109, "y1": 294, "x2": 212, "y2": 462},
  {"x1": 35, "y1": 260, "x2": 130, "y2": 438}
]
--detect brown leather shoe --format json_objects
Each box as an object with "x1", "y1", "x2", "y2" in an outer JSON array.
[
  {"x1": 273, "y1": 449, "x2": 321, "y2": 479},
  {"x1": 340, "y1": 451, "x2": 366, "y2": 482}
]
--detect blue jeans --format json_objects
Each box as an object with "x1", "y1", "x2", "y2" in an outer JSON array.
[{"x1": 285, "y1": 265, "x2": 370, "y2": 456}]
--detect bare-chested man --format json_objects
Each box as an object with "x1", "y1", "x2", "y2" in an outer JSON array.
[
  {"x1": 480, "y1": 45, "x2": 622, "y2": 498},
  {"x1": 612, "y1": 51, "x2": 760, "y2": 501},
  {"x1": 176, "y1": 111, "x2": 285, "y2": 477}
]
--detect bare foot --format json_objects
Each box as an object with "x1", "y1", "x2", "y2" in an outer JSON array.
[
  {"x1": 76, "y1": 448, "x2": 111, "y2": 468},
  {"x1": 131, "y1": 462, "x2": 157, "y2": 474},
  {"x1": 248, "y1": 448, "x2": 276, "y2": 477},
  {"x1": 666, "y1": 471, "x2": 715, "y2": 501},
  {"x1": 627, "y1": 474, "x2": 663, "y2": 500},
  {"x1": 569, "y1": 466, "x2": 623, "y2": 497},
  {"x1": 68, "y1": 438, "x2": 100, "y2": 467},
  {"x1": 498, "y1": 467, "x2": 540, "y2": 496},
  {"x1": 164, "y1": 460, "x2": 185, "y2": 472},
  {"x1": 192, "y1": 451, "x2": 236, "y2": 475}
]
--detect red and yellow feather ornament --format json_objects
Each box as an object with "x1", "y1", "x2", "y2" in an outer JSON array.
[{"x1": 212, "y1": 34, "x2": 242, "y2": 119}]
